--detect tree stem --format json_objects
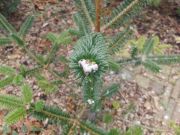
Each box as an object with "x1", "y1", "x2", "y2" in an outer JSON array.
[{"x1": 95, "y1": 0, "x2": 102, "y2": 32}]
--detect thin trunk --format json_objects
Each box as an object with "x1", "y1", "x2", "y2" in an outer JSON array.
[{"x1": 95, "y1": 0, "x2": 102, "y2": 32}]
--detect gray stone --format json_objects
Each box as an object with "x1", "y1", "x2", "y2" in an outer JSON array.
[
  {"x1": 171, "y1": 79, "x2": 180, "y2": 99},
  {"x1": 164, "y1": 99, "x2": 176, "y2": 120},
  {"x1": 135, "y1": 75, "x2": 150, "y2": 89},
  {"x1": 172, "y1": 102, "x2": 180, "y2": 121},
  {"x1": 120, "y1": 69, "x2": 133, "y2": 81},
  {"x1": 150, "y1": 80, "x2": 165, "y2": 95},
  {"x1": 162, "y1": 85, "x2": 173, "y2": 107}
]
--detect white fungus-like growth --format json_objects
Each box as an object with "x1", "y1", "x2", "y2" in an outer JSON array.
[
  {"x1": 87, "y1": 99, "x2": 95, "y2": 105},
  {"x1": 78, "y1": 59, "x2": 98, "y2": 75}
]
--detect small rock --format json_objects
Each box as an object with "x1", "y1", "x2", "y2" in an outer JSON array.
[
  {"x1": 171, "y1": 79, "x2": 180, "y2": 99},
  {"x1": 120, "y1": 70, "x2": 133, "y2": 81},
  {"x1": 172, "y1": 102, "x2": 180, "y2": 121},
  {"x1": 162, "y1": 85, "x2": 173, "y2": 106},
  {"x1": 164, "y1": 99, "x2": 176, "y2": 120},
  {"x1": 135, "y1": 75, "x2": 150, "y2": 89},
  {"x1": 150, "y1": 80, "x2": 165, "y2": 95}
]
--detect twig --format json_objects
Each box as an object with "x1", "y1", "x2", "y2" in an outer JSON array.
[{"x1": 67, "y1": 104, "x2": 87, "y2": 135}]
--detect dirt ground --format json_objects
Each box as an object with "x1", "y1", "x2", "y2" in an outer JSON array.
[{"x1": 0, "y1": 0, "x2": 180, "y2": 134}]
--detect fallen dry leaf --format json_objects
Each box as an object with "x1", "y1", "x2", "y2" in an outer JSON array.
[{"x1": 32, "y1": 0, "x2": 57, "y2": 10}]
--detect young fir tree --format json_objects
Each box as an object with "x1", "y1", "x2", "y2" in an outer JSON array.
[{"x1": 0, "y1": 0, "x2": 180, "y2": 135}]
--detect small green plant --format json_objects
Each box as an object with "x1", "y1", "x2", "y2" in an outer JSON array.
[
  {"x1": 0, "y1": 0, "x2": 21, "y2": 16},
  {"x1": 103, "y1": 113, "x2": 113, "y2": 124},
  {"x1": 0, "y1": 0, "x2": 180, "y2": 134},
  {"x1": 169, "y1": 121, "x2": 180, "y2": 135}
]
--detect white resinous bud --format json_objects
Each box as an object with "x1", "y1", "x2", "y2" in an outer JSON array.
[{"x1": 78, "y1": 59, "x2": 99, "y2": 75}]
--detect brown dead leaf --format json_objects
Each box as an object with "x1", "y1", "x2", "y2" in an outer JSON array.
[
  {"x1": 47, "y1": 0, "x2": 57, "y2": 4},
  {"x1": 35, "y1": 38, "x2": 51, "y2": 52},
  {"x1": 32, "y1": 0, "x2": 45, "y2": 10},
  {"x1": 41, "y1": 125, "x2": 57, "y2": 135},
  {"x1": 66, "y1": 96, "x2": 77, "y2": 113},
  {"x1": 24, "y1": 118, "x2": 42, "y2": 133},
  {"x1": 0, "y1": 111, "x2": 5, "y2": 126},
  {"x1": 32, "y1": 0, "x2": 57, "y2": 11}
]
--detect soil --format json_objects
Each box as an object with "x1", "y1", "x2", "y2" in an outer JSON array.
[{"x1": 0, "y1": 0, "x2": 180, "y2": 135}]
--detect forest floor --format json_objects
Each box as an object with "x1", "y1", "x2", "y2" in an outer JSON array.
[{"x1": 0, "y1": 0, "x2": 180, "y2": 135}]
